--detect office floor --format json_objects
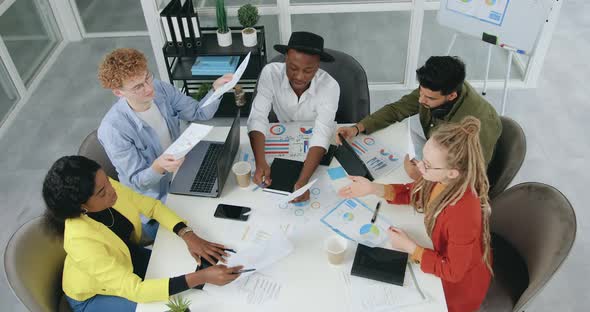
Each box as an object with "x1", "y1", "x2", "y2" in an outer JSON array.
[{"x1": 0, "y1": 1, "x2": 588, "y2": 311}]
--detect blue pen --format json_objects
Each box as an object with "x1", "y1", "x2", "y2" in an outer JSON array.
[{"x1": 252, "y1": 176, "x2": 267, "y2": 191}]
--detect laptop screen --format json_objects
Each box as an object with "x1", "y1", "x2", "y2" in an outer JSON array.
[{"x1": 216, "y1": 111, "x2": 241, "y2": 195}]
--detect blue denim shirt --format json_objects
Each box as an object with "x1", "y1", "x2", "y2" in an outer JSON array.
[{"x1": 98, "y1": 79, "x2": 220, "y2": 201}]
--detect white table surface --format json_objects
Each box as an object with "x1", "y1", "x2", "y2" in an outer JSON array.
[{"x1": 137, "y1": 121, "x2": 447, "y2": 312}]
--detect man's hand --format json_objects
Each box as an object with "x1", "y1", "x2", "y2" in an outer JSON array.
[
  {"x1": 253, "y1": 161, "x2": 272, "y2": 186},
  {"x1": 213, "y1": 73, "x2": 234, "y2": 90},
  {"x1": 200, "y1": 265, "x2": 244, "y2": 286},
  {"x1": 291, "y1": 180, "x2": 310, "y2": 203},
  {"x1": 152, "y1": 154, "x2": 184, "y2": 174},
  {"x1": 404, "y1": 154, "x2": 422, "y2": 181},
  {"x1": 335, "y1": 124, "x2": 363, "y2": 144},
  {"x1": 182, "y1": 232, "x2": 228, "y2": 265}
]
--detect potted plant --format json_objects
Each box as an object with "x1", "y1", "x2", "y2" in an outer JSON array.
[
  {"x1": 238, "y1": 3, "x2": 259, "y2": 47},
  {"x1": 166, "y1": 295, "x2": 191, "y2": 312},
  {"x1": 194, "y1": 83, "x2": 212, "y2": 101},
  {"x1": 216, "y1": 0, "x2": 232, "y2": 47}
]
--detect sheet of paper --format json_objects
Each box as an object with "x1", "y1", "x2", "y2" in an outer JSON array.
[
  {"x1": 282, "y1": 179, "x2": 317, "y2": 203},
  {"x1": 346, "y1": 263, "x2": 427, "y2": 311},
  {"x1": 204, "y1": 272, "x2": 283, "y2": 306},
  {"x1": 225, "y1": 229, "x2": 294, "y2": 280},
  {"x1": 199, "y1": 52, "x2": 251, "y2": 109},
  {"x1": 321, "y1": 198, "x2": 396, "y2": 248},
  {"x1": 164, "y1": 123, "x2": 212, "y2": 160},
  {"x1": 348, "y1": 134, "x2": 403, "y2": 178},
  {"x1": 407, "y1": 118, "x2": 426, "y2": 161}
]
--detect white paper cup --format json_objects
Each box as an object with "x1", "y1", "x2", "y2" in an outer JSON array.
[
  {"x1": 232, "y1": 161, "x2": 251, "y2": 187},
  {"x1": 324, "y1": 235, "x2": 348, "y2": 265}
]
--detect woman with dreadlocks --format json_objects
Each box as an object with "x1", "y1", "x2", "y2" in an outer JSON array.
[{"x1": 338, "y1": 116, "x2": 492, "y2": 312}]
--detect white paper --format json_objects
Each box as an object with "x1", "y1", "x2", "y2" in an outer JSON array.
[
  {"x1": 282, "y1": 179, "x2": 317, "y2": 203},
  {"x1": 348, "y1": 264, "x2": 427, "y2": 311},
  {"x1": 407, "y1": 118, "x2": 426, "y2": 161},
  {"x1": 164, "y1": 123, "x2": 212, "y2": 160},
  {"x1": 199, "y1": 52, "x2": 252, "y2": 109}
]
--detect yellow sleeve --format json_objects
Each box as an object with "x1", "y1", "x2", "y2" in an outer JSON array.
[{"x1": 66, "y1": 237, "x2": 169, "y2": 302}]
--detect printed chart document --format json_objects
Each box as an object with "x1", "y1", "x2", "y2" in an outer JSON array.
[
  {"x1": 164, "y1": 123, "x2": 212, "y2": 160},
  {"x1": 199, "y1": 52, "x2": 251, "y2": 109},
  {"x1": 321, "y1": 198, "x2": 395, "y2": 248}
]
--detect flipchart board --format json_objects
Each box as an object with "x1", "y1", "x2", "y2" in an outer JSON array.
[{"x1": 437, "y1": 0, "x2": 556, "y2": 55}]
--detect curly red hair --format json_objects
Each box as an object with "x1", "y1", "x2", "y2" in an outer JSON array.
[{"x1": 97, "y1": 48, "x2": 148, "y2": 89}]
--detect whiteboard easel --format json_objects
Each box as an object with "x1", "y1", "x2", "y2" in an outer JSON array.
[{"x1": 439, "y1": 0, "x2": 556, "y2": 115}]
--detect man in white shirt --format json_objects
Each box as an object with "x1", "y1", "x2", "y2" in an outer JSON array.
[{"x1": 247, "y1": 32, "x2": 340, "y2": 202}]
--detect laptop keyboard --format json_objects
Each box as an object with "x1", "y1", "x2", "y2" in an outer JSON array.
[{"x1": 190, "y1": 143, "x2": 223, "y2": 193}]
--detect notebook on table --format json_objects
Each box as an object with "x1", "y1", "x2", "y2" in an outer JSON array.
[
  {"x1": 262, "y1": 158, "x2": 304, "y2": 195},
  {"x1": 351, "y1": 244, "x2": 408, "y2": 286}
]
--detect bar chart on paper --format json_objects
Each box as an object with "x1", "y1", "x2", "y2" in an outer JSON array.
[{"x1": 349, "y1": 135, "x2": 403, "y2": 178}]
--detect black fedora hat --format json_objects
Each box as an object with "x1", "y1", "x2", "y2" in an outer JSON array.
[{"x1": 274, "y1": 32, "x2": 334, "y2": 62}]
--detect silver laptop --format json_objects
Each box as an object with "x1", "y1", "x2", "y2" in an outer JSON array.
[{"x1": 169, "y1": 111, "x2": 240, "y2": 197}]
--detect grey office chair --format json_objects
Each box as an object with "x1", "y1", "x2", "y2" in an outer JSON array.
[
  {"x1": 4, "y1": 216, "x2": 73, "y2": 312},
  {"x1": 266, "y1": 48, "x2": 370, "y2": 123},
  {"x1": 78, "y1": 129, "x2": 118, "y2": 181},
  {"x1": 481, "y1": 182, "x2": 576, "y2": 312},
  {"x1": 487, "y1": 116, "x2": 526, "y2": 199}
]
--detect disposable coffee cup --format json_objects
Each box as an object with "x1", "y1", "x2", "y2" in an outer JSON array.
[
  {"x1": 232, "y1": 161, "x2": 251, "y2": 188},
  {"x1": 324, "y1": 235, "x2": 348, "y2": 265}
]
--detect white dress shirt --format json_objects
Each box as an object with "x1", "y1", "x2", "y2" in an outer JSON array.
[{"x1": 247, "y1": 62, "x2": 340, "y2": 149}]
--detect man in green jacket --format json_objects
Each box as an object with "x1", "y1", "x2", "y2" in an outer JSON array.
[{"x1": 336, "y1": 56, "x2": 501, "y2": 180}]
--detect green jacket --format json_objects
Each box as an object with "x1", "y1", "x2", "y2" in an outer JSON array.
[{"x1": 359, "y1": 82, "x2": 502, "y2": 164}]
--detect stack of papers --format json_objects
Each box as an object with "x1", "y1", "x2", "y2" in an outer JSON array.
[{"x1": 191, "y1": 56, "x2": 240, "y2": 76}]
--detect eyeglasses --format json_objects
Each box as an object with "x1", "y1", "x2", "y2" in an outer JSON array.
[
  {"x1": 416, "y1": 160, "x2": 447, "y2": 172},
  {"x1": 124, "y1": 72, "x2": 154, "y2": 94}
]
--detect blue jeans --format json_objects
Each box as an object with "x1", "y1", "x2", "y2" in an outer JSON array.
[
  {"x1": 66, "y1": 295, "x2": 136, "y2": 312},
  {"x1": 142, "y1": 219, "x2": 159, "y2": 241}
]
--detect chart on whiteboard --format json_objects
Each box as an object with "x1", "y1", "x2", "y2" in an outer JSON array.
[{"x1": 447, "y1": 0, "x2": 510, "y2": 26}]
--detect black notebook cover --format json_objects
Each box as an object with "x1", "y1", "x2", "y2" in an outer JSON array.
[
  {"x1": 351, "y1": 244, "x2": 408, "y2": 286},
  {"x1": 265, "y1": 158, "x2": 304, "y2": 194}
]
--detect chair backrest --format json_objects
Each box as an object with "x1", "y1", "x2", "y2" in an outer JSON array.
[
  {"x1": 487, "y1": 116, "x2": 526, "y2": 199},
  {"x1": 267, "y1": 48, "x2": 370, "y2": 123},
  {"x1": 78, "y1": 130, "x2": 118, "y2": 181},
  {"x1": 490, "y1": 183, "x2": 576, "y2": 311},
  {"x1": 4, "y1": 216, "x2": 70, "y2": 312}
]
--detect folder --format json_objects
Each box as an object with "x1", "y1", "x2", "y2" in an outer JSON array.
[
  {"x1": 181, "y1": 0, "x2": 201, "y2": 49},
  {"x1": 351, "y1": 244, "x2": 408, "y2": 286},
  {"x1": 160, "y1": 0, "x2": 182, "y2": 49}
]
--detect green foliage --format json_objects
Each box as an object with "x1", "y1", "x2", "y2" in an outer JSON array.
[
  {"x1": 237, "y1": 4, "x2": 260, "y2": 29},
  {"x1": 216, "y1": 0, "x2": 229, "y2": 33},
  {"x1": 166, "y1": 295, "x2": 191, "y2": 312},
  {"x1": 194, "y1": 83, "x2": 212, "y2": 101}
]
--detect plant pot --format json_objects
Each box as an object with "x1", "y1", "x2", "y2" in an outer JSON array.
[
  {"x1": 241, "y1": 27, "x2": 257, "y2": 47},
  {"x1": 216, "y1": 29, "x2": 232, "y2": 47}
]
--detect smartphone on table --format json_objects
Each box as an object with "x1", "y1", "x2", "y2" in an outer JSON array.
[{"x1": 214, "y1": 204, "x2": 251, "y2": 221}]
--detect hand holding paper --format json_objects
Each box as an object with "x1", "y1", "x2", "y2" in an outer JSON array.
[
  {"x1": 285, "y1": 179, "x2": 317, "y2": 203},
  {"x1": 164, "y1": 123, "x2": 213, "y2": 160},
  {"x1": 199, "y1": 52, "x2": 252, "y2": 109}
]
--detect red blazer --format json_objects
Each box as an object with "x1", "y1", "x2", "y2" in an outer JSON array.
[{"x1": 389, "y1": 183, "x2": 491, "y2": 312}]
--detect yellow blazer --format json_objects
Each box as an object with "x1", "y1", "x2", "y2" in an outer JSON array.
[{"x1": 62, "y1": 179, "x2": 185, "y2": 302}]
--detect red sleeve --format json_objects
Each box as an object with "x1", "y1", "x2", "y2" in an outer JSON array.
[
  {"x1": 384, "y1": 183, "x2": 414, "y2": 205},
  {"x1": 419, "y1": 202, "x2": 480, "y2": 283}
]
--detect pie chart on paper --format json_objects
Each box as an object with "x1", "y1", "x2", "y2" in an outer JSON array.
[{"x1": 359, "y1": 223, "x2": 381, "y2": 242}]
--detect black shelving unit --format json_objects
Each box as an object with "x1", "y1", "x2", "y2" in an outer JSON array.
[{"x1": 162, "y1": 26, "x2": 267, "y2": 117}]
